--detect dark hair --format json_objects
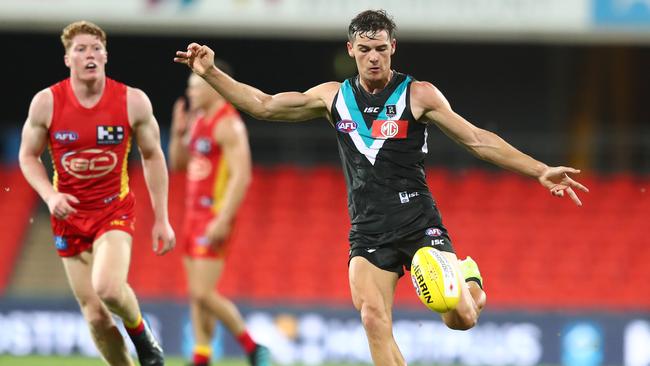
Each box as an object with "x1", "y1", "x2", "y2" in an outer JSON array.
[{"x1": 348, "y1": 9, "x2": 396, "y2": 42}]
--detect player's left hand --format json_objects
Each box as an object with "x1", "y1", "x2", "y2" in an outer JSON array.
[
  {"x1": 205, "y1": 217, "x2": 232, "y2": 248},
  {"x1": 538, "y1": 166, "x2": 589, "y2": 206},
  {"x1": 152, "y1": 220, "x2": 176, "y2": 255}
]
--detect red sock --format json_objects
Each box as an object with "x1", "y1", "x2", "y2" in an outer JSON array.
[
  {"x1": 236, "y1": 331, "x2": 257, "y2": 354},
  {"x1": 124, "y1": 314, "x2": 145, "y2": 337},
  {"x1": 193, "y1": 345, "x2": 211, "y2": 365}
]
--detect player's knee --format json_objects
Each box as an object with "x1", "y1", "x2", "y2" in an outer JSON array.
[
  {"x1": 79, "y1": 301, "x2": 112, "y2": 329},
  {"x1": 359, "y1": 303, "x2": 390, "y2": 336},
  {"x1": 94, "y1": 280, "x2": 124, "y2": 307},
  {"x1": 188, "y1": 285, "x2": 212, "y2": 306},
  {"x1": 444, "y1": 311, "x2": 478, "y2": 331}
]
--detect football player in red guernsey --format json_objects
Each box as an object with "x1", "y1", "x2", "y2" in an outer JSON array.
[
  {"x1": 19, "y1": 21, "x2": 174, "y2": 366},
  {"x1": 169, "y1": 67, "x2": 270, "y2": 366}
]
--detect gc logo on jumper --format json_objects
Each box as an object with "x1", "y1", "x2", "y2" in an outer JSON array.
[{"x1": 97, "y1": 126, "x2": 124, "y2": 145}]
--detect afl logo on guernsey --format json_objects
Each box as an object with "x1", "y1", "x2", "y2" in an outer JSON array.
[
  {"x1": 53, "y1": 131, "x2": 78, "y2": 144},
  {"x1": 194, "y1": 138, "x2": 212, "y2": 154},
  {"x1": 336, "y1": 120, "x2": 357, "y2": 133}
]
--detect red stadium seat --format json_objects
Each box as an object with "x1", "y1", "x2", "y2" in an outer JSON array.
[{"x1": 119, "y1": 165, "x2": 648, "y2": 310}]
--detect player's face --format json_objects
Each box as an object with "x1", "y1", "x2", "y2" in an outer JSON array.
[
  {"x1": 347, "y1": 30, "x2": 395, "y2": 85},
  {"x1": 186, "y1": 74, "x2": 220, "y2": 111},
  {"x1": 64, "y1": 34, "x2": 107, "y2": 82}
]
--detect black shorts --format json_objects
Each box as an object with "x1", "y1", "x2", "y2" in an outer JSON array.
[{"x1": 349, "y1": 225, "x2": 455, "y2": 277}]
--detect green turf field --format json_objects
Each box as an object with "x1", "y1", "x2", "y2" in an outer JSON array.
[
  {"x1": 0, "y1": 355, "x2": 374, "y2": 366},
  {"x1": 0, "y1": 355, "x2": 558, "y2": 366}
]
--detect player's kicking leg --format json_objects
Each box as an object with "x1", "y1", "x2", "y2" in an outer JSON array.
[
  {"x1": 439, "y1": 252, "x2": 486, "y2": 330},
  {"x1": 93, "y1": 230, "x2": 164, "y2": 366},
  {"x1": 349, "y1": 256, "x2": 406, "y2": 366},
  {"x1": 63, "y1": 252, "x2": 135, "y2": 366}
]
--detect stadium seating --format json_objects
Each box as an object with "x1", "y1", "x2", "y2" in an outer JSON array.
[
  {"x1": 0, "y1": 167, "x2": 38, "y2": 294},
  {"x1": 125, "y1": 166, "x2": 648, "y2": 310}
]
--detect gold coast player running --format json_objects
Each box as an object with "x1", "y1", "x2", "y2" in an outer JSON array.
[
  {"x1": 19, "y1": 21, "x2": 175, "y2": 366},
  {"x1": 169, "y1": 66, "x2": 270, "y2": 366},
  {"x1": 175, "y1": 9, "x2": 589, "y2": 366}
]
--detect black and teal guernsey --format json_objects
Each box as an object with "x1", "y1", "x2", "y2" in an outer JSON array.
[{"x1": 331, "y1": 71, "x2": 443, "y2": 249}]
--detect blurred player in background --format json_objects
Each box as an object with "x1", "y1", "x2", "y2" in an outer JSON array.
[
  {"x1": 169, "y1": 64, "x2": 270, "y2": 366},
  {"x1": 174, "y1": 9, "x2": 589, "y2": 366},
  {"x1": 18, "y1": 21, "x2": 175, "y2": 366}
]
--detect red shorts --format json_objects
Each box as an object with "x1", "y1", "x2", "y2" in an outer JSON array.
[
  {"x1": 181, "y1": 213, "x2": 231, "y2": 259},
  {"x1": 51, "y1": 192, "x2": 136, "y2": 257}
]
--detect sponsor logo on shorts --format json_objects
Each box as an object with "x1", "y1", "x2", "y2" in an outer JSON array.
[
  {"x1": 97, "y1": 126, "x2": 124, "y2": 145},
  {"x1": 425, "y1": 228, "x2": 443, "y2": 237},
  {"x1": 365, "y1": 247, "x2": 378, "y2": 254},
  {"x1": 110, "y1": 219, "x2": 127, "y2": 227},
  {"x1": 54, "y1": 236, "x2": 68, "y2": 250},
  {"x1": 197, "y1": 236, "x2": 210, "y2": 247},
  {"x1": 104, "y1": 194, "x2": 118, "y2": 204},
  {"x1": 399, "y1": 191, "x2": 419, "y2": 204},
  {"x1": 431, "y1": 239, "x2": 445, "y2": 246},
  {"x1": 53, "y1": 130, "x2": 79, "y2": 144},
  {"x1": 336, "y1": 120, "x2": 358, "y2": 133}
]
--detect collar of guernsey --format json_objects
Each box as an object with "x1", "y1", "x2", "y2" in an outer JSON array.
[{"x1": 336, "y1": 75, "x2": 411, "y2": 165}]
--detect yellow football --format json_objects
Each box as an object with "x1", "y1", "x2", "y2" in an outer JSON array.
[{"x1": 410, "y1": 247, "x2": 461, "y2": 313}]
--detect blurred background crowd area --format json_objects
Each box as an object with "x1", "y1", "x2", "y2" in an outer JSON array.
[{"x1": 0, "y1": 1, "x2": 648, "y2": 365}]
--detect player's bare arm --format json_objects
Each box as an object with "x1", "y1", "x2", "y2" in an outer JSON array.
[
  {"x1": 127, "y1": 87, "x2": 176, "y2": 255},
  {"x1": 168, "y1": 97, "x2": 192, "y2": 171},
  {"x1": 19, "y1": 89, "x2": 80, "y2": 219},
  {"x1": 174, "y1": 43, "x2": 338, "y2": 122},
  {"x1": 411, "y1": 81, "x2": 589, "y2": 206},
  {"x1": 205, "y1": 115, "x2": 252, "y2": 246}
]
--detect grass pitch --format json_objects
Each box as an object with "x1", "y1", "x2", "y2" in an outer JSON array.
[{"x1": 0, "y1": 355, "x2": 374, "y2": 366}]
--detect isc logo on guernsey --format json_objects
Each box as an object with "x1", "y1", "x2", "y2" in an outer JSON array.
[{"x1": 336, "y1": 120, "x2": 357, "y2": 133}]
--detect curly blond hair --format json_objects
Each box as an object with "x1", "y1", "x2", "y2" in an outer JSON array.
[{"x1": 60, "y1": 20, "x2": 107, "y2": 51}]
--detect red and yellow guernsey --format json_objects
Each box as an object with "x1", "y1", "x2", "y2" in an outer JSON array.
[
  {"x1": 185, "y1": 103, "x2": 237, "y2": 215},
  {"x1": 48, "y1": 77, "x2": 131, "y2": 210}
]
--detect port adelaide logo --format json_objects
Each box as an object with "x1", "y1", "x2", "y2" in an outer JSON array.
[{"x1": 97, "y1": 125, "x2": 124, "y2": 145}]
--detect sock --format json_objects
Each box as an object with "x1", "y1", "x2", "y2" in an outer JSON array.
[
  {"x1": 236, "y1": 331, "x2": 257, "y2": 354},
  {"x1": 466, "y1": 277, "x2": 483, "y2": 290},
  {"x1": 124, "y1": 313, "x2": 145, "y2": 337},
  {"x1": 193, "y1": 344, "x2": 211, "y2": 365}
]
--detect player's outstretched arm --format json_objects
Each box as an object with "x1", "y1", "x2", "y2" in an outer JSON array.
[
  {"x1": 19, "y1": 89, "x2": 79, "y2": 218},
  {"x1": 128, "y1": 87, "x2": 176, "y2": 255},
  {"x1": 412, "y1": 81, "x2": 589, "y2": 206},
  {"x1": 174, "y1": 43, "x2": 337, "y2": 122}
]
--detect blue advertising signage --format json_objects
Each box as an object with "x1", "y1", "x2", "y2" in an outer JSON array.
[{"x1": 594, "y1": 0, "x2": 650, "y2": 26}]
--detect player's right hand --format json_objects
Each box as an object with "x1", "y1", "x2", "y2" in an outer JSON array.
[
  {"x1": 46, "y1": 192, "x2": 79, "y2": 220},
  {"x1": 174, "y1": 43, "x2": 215, "y2": 77}
]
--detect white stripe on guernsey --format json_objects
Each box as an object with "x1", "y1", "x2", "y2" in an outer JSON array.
[
  {"x1": 335, "y1": 85, "x2": 409, "y2": 165},
  {"x1": 422, "y1": 128, "x2": 428, "y2": 153}
]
